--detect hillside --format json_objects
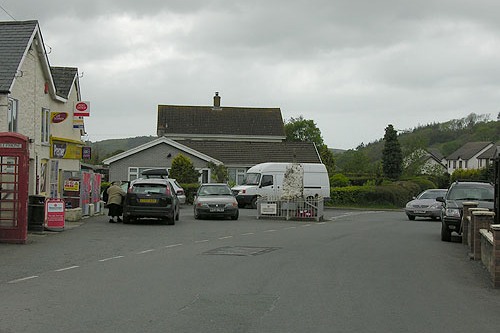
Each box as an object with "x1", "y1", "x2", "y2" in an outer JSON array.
[
  {"x1": 345, "y1": 114, "x2": 500, "y2": 162},
  {"x1": 86, "y1": 113, "x2": 499, "y2": 165}
]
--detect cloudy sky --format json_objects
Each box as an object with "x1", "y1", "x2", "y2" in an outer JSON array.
[{"x1": 2, "y1": 0, "x2": 500, "y2": 149}]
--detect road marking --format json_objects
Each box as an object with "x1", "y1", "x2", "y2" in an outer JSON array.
[
  {"x1": 219, "y1": 236, "x2": 233, "y2": 239},
  {"x1": 264, "y1": 229, "x2": 277, "y2": 233},
  {"x1": 55, "y1": 266, "x2": 79, "y2": 272},
  {"x1": 99, "y1": 255, "x2": 124, "y2": 262},
  {"x1": 8, "y1": 276, "x2": 39, "y2": 284},
  {"x1": 302, "y1": 224, "x2": 312, "y2": 227},
  {"x1": 138, "y1": 249, "x2": 155, "y2": 254},
  {"x1": 195, "y1": 239, "x2": 209, "y2": 243},
  {"x1": 317, "y1": 222, "x2": 326, "y2": 225},
  {"x1": 241, "y1": 232, "x2": 255, "y2": 235},
  {"x1": 164, "y1": 243, "x2": 183, "y2": 248},
  {"x1": 284, "y1": 226, "x2": 296, "y2": 230}
]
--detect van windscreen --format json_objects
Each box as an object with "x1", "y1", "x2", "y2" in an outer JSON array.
[{"x1": 244, "y1": 173, "x2": 260, "y2": 185}]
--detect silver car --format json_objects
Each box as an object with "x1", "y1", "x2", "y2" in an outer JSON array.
[
  {"x1": 405, "y1": 188, "x2": 447, "y2": 221},
  {"x1": 194, "y1": 183, "x2": 239, "y2": 220}
]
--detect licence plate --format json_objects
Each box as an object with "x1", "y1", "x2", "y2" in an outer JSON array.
[
  {"x1": 210, "y1": 208, "x2": 225, "y2": 212},
  {"x1": 414, "y1": 210, "x2": 426, "y2": 213},
  {"x1": 139, "y1": 198, "x2": 158, "y2": 204}
]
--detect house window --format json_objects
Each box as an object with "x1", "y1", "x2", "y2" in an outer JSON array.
[
  {"x1": 41, "y1": 108, "x2": 50, "y2": 143},
  {"x1": 8, "y1": 98, "x2": 18, "y2": 132},
  {"x1": 464, "y1": 161, "x2": 468, "y2": 169},
  {"x1": 453, "y1": 161, "x2": 457, "y2": 169},
  {"x1": 459, "y1": 161, "x2": 462, "y2": 169},
  {"x1": 236, "y1": 169, "x2": 246, "y2": 185}
]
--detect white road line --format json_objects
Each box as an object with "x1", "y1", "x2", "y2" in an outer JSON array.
[
  {"x1": 302, "y1": 224, "x2": 312, "y2": 227},
  {"x1": 317, "y1": 222, "x2": 326, "y2": 225},
  {"x1": 98, "y1": 255, "x2": 124, "y2": 262},
  {"x1": 164, "y1": 243, "x2": 183, "y2": 248},
  {"x1": 195, "y1": 239, "x2": 209, "y2": 243},
  {"x1": 219, "y1": 236, "x2": 233, "y2": 240},
  {"x1": 55, "y1": 266, "x2": 79, "y2": 272},
  {"x1": 241, "y1": 232, "x2": 255, "y2": 235},
  {"x1": 264, "y1": 229, "x2": 277, "y2": 233},
  {"x1": 138, "y1": 249, "x2": 155, "y2": 254},
  {"x1": 284, "y1": 226, "x2": 296, "y2": 230},
  {"x1": 8, "y1": 276, "x2": 39, "y2": 284}
]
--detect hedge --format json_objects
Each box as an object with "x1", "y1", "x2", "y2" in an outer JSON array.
[{"x1": 329, "y1": 180, "x2": 426, "y2": 208}]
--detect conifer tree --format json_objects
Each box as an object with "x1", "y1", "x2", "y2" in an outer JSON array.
[{"x1": 382, "y1": 124, "x2": 403, "y2": 180}]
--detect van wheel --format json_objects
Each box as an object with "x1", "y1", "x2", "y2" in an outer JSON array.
[{"x1": 251, "y1": 197, "x2": 258, "y2": 209}]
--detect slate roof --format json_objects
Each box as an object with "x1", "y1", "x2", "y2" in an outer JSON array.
[
  {"x1": 157, "y1": 105, "x2": 285, "y2": 138},
  {"x1": 446, "y1": 141, "x2": 493, "y2": 160},
  {"x1": 0, "y1": 20, "x2": 38, "y2": 93},
  {"x1": 477, "y1": 144, "x2": 499, "y2": 159},
  {"x1": 179, "y1": 140, "x2": 321, "y2": 165},
  {"x1": 51, "y1": 66, "x2": 78, "y2": 99}
]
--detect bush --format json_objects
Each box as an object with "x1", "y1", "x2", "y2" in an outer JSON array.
[
  {"x1": 330, "y1": 180, "x2": 424, "y2": 208},
  {"x1": 330, "y1": 173, "x2": 350, "y2": 187},
  {"x1": 180, "y1": 183, "x2": 200, "y2": 204}
]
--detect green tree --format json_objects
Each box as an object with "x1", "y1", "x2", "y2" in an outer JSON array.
[
  {"x1": 208, "y1": 162, "x2": 228, "y2": 183},
  {"x1": 169, "y1": 154, "x2": 199, "y2": 183},
  {"x1": 284, "y1": 116, "x2": 323, "y2": 144},
  {"x1": 382, "y1": 124, "x2": 403, "y2": 180},
  {"x1": 335, "y1": 149, "x2": 371, "y2": 174},
  {"x1": 284, "y1": 116, "x2": 335, "y2": 175}
]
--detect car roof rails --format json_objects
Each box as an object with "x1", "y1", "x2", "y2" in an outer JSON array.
[{"x1": 141, "y1": 168, "x2": 169, "y2": 179}]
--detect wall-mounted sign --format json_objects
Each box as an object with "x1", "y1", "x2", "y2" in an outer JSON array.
[
  {"x1": 73, "y1": 117, "x2": 84, "y2": 129},
  {"x1": 52, "y1": 141, "x2": 83, "y2": 159},
  {"x1": 74, "y1": 101, "x2": 90, "y2": 117},
  {"x1": 51, "y1": 112, "x2": 68, "y2": 123},
  {"x1": 82, "y1": 146, "x2": 91, "y2": 159},
  {"x1": 64, "y1": 180, "x2": 80, "y2": 191}
]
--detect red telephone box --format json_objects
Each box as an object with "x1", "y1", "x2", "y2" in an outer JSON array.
[{"x1": 0, "y1": 133, "x2": 29, "y2": 244}]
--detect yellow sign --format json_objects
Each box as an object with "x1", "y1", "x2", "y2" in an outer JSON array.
[{"x1": 64, "y1": 180, "x2": 80, "y2": 191}]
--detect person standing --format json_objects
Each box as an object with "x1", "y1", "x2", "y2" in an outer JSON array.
[{"x1": 106, "y1": 181, "x2": 126, "y2": 223}]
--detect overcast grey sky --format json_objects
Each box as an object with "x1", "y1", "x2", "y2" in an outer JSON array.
[{"x1": 2, "y1": 0, "x2": 499, "y2": 149}]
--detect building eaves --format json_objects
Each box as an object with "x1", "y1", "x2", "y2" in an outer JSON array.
[
  {"x1": 102, "y1": 137, "x2": 223, "y2": 165},
  {"x1": 446, "y1": 141, "x2": 493, "y2": 160},
  {"x1": 157, "y1": 104, "x2": 285, "y2": 138},
  {"x1": 178, "y1": 140, "x2": 321, "y2": 166},
  {"x1": 51, "y1": 66, "x2": 78, "y2": 99}
]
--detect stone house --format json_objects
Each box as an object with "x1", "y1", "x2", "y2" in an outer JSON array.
[{"x1": 0, "y1": 20, "x2": 86, "y2": 197}]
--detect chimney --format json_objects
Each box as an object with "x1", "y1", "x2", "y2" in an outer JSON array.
[{"x1": 213, "y1": 92, "x2": 221, "y2": 108}]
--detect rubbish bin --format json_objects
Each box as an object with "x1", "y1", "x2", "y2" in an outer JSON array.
[{"x1": 28, "y1": 195, "x2": 45, "y2": 231}]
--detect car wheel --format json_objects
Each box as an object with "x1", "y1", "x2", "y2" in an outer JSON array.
[
  {"x1": 231, "y1": 211, "x2": 239, "y2": 220},
  {"x1": 194, "y1": 209, "x2": 201, "y2": 220},
  {"x1": 407, "y1": 215, "x2": 415, "y2": 221},
  {"x1": 175, "y1": 208, "x2": 180, "y2": 221},
  {"x1": 441, "y1": 223, "x2": 451, "y2": 242}
]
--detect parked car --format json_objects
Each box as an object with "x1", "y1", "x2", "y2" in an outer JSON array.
[
  {"x1": 122, "y1": 178, "x2": 180, "y2": 225},
  {"x1": 194, "y1": 183, "x2": 239, "y2": 220},
  {"x1": 436, "y1": 180, "x2": 494, "y2": 242},
  {"x1": 168, "y1": 179, "x2": 186, "y2": 205},
  {"x1": 137, "y1": 168, "x2": 186, "y2": 204},
  {"x1": 404, "y1": 188, "x2": 448, "y2": 221}
]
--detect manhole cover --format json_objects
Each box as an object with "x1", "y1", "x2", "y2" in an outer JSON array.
[{"x1": 203, "y1": 246, "x2": 281, "y2": 256}]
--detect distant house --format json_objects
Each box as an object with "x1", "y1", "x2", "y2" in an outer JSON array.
[
  {"x1": 103, "y1": 93, "x2": 321, "y2": 183},
  {"x1": 0, "y1": 20, "x2": 86, "y2": 197},
  {"x1": 445, "y1": 141, "x2": 495, "y2": 174}
]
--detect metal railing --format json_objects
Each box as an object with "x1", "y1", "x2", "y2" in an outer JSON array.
[{"x1": 256, "y1": 196, "x2": 324, "y2": 221}]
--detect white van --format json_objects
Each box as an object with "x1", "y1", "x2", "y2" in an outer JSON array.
[{"x1": 231, "y1": 162, "x2": 330, "y2": 208}]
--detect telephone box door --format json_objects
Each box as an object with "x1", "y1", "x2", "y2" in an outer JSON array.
[{"x1": 0, "y1": 133, "x2": 29, "y2": 244}]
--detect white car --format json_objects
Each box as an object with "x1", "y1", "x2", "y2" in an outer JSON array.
[{"x1": 168, "y1": 179, "x2": 186, "y2": 204}]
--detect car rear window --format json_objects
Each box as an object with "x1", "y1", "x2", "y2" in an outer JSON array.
[
  {"x1": 132, "y1": 184, "x2": 170, "y2": 195},
  {"x1": 448, "y1": 185, "x2": 493, "y2": 201}
]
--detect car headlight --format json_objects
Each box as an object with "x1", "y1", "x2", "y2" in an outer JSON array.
[
  {"x1": 429, "y1": 203, "x2": 441, "y2": 209},
  {"x1": 445, "y1": 208, "x2": 460, "y2": 217}
]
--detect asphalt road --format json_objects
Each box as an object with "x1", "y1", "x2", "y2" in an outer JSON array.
[{"x1": 1, "y1": 207, "x2": 500, "y2": 332}]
